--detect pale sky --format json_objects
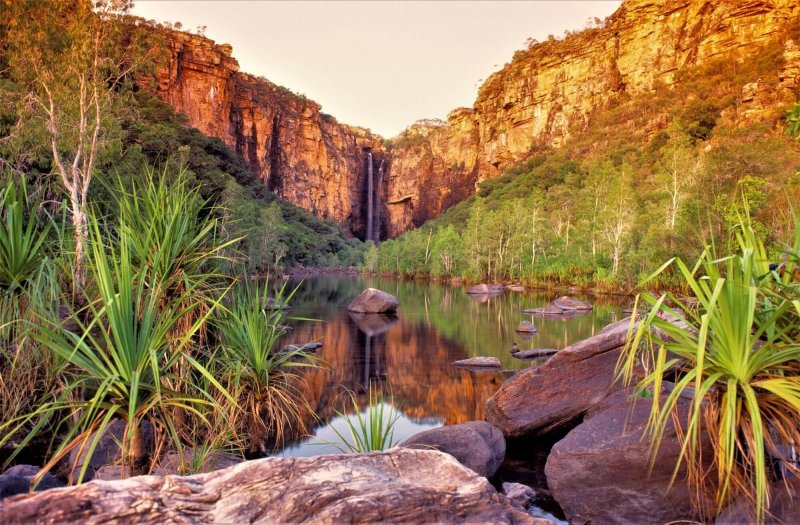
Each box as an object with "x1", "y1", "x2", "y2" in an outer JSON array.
[{"x1": 131, "y1": 1, "x2": 621, "y2": 137}]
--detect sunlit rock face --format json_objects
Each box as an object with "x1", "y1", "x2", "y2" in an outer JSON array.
[
  {"x1": 138, "y1": 30, "x2": 388, "y2": 240},
  {"x1": 385, "y1": 0, "x2": 800, "y2": 235},
  {"x1": 140, "y1": 0, "x2": 799, "y2": 238}
]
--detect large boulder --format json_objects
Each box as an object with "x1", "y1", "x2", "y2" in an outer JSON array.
[
  {"x1": 400, "y1": 421, "x2": 505, "y2": 477},
  {"x1": 346, "y1": 288, "x2": 399, "y2": 314},
  {"x1": 0, "y1": 448, "x2": 552, "y2": 524},
  {"x1": 466, "y1": 284, "x2": 504, "y2": 295},
  {"x1": 544, "y1": 392, "x2": 712, "y2": 524},
  {"x1": 485, "y1": 319, "x2": 633, "y2": 438},
  {"x1": 0, "y1": 465, "x2": 63, "y2": 500}
]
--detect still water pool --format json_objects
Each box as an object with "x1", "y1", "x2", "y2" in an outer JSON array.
[{"x1": 274, "y1": 274, "x2": 629, "y2": 457}]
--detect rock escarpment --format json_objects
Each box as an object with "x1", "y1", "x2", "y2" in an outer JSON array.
[
  {"x1": 0, "y1": 448, "x2": 548, "y2": 524},
  {"x1": 384, "y1": 0, "x2": 800, "y2": 234},
  {"x1": 141, "y1": 0, "x2": 800, "y2": 238},
  {"x1": 139, "y1": 29, "x2": 389, "y2": 240}
]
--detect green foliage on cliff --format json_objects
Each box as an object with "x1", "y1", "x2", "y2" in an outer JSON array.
[{"x1": 375, "y1": 49, "x2": 800, "y2": 290}]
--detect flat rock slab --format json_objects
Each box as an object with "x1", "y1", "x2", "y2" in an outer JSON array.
[
  {"x1": 452, "y1": 356, "x2": 501, "y2": 369},
  {"x1": 0, "y1": 448, "x2": 550, "y2": 524},
  {"x1": 466, "y1": 284, "x2": 504, "y2": 295},
  {"x1": 400, "y1": 421, "x2": 506, "y2": 478},
  {"x1": 511, "y1": 348, "x2": 558, "y2": 360},
  {"x1": 485, "y1": 319, "x2": 633, "y2": 438},
  {"x1": 551, "y1": 296, "x2": 593, "y2": 311},
  {"x1": 346, "y1": 288, "x2": 399, "y2": 314}
]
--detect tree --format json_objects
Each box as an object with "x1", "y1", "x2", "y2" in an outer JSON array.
[
  {"x1": 601, "y1": 164, "x2": 636, "y2": 276},
  {"x1": 3, "y1": 0, "x2": 153, "y2": 287},
  {"x1": 654, "y1": 133, "x2": 700, "y2": 235}
]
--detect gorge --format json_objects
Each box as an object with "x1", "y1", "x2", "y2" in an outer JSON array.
[{"x1": 138, "y1": 0, "x2": 800, "y2": 240}]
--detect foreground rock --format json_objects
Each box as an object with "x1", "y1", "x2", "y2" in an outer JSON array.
[
  {"x1": 466, "y1": 284, "x2": 504, "y2": 295},
  {"x1": 346, "y1": 288, "x2": 399, "y2": 314},
  {"x1": 0, "y1": 466, "x2": 63, "y2": 500},
  {"x1": 485, "y1": 319, "x2": 632, "y2": 437},
  {"x1": 400, "y1": 421, "x2": 505, "y2": 477},
  {"x1": 452, "y1": 356, "x2": 501, "y2": 369},
  {"x1": 545, "y1": 392, "x2": 711, "y2": 524},
  {"x1": 0, "y1": 448, "x2": 549, "y2": 524}
]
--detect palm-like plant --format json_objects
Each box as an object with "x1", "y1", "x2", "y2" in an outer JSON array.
[
  {"x1": 0, "y1": 179, "x2": 50, "y2": 292},
  {"x1": 213, "y1": 280, "x2": 318, "y2": 452},
  {"x1": 619, "y1": 214, "x2": 800, "y2": 522},
  {"x1": 0, "y1": 216, "x2": 233, "y2": 483},
  {"x1": 328, "y1": 386, "x2": 400, "y2": 453}
]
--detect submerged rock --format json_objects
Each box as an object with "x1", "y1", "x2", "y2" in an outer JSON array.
[
  {"x1": 452, "y1": 356, "x2": 501, "y2": 369},
  {"x1": 400, "y1": 421, "x2": 505, "y2": 477},
  {"x1": 346, "y1": 288, "x2": 399, "y2": 314},
  {"x1": 545, "y1": 393, "x2": 712, "y2": 524},
  {"x1": 466, "y1": 283, "x2": 504, "y2": 295},
  {"x1": 0, "y1": 465, "x2": 63, "y2": 500},
  {"x1": 511, "y1": 348, "x2": 558, "y2": 360},
  {"x1": 515, "y1": 321, "x2": 537, "y2": 333},
  {"x1": 0, "y1": 448, "x2": 549, "y2": 524},
  {"x1": 502, "y1": 482, "x2": 538, "y2": 509},
  {"x1": 485, "y1": 319, "x2": 631, "y2": 438}
]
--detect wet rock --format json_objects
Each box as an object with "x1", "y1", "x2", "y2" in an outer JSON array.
[
  {"x1": 0, "y1": 448, "x2": 548, "y2": 524},
  {"x1": 511, "y1": 348, "x2": 557, "y2": 360},
  {"x1": 400, "y1": 421, "x2": 505, "y2": 478},
  {"x1": 545, "y1": 393, "x2": 712, "y2": 525},
  {"x1": 466, "y1": 284, "x2": 504, "y2": 295},
  {"x1": 551, "y1": 296, "x2": 592, "y2": 311},
  {"x1": 502, "y1": 482, "x2": 538, "y2": 509},
  {"x1": 154, "y1": 448, "x2": 243, "y2": 476},
  {"x1": 452, "y1": 356, "x2": 501, "y2": 369},
  {"x1": 715, "y1": 477, "x2": 800, "y2": 524},
  {"x1": 0, "y1": 465, "x2": 63, "y2": 500},
  {"x1": 515, "y1": 321, "x2": 537, "y2": 333},
  {"x1": 346, "y1": 288, "x2": 399, "y2": 314},
  {"x1": 485, "y1": 319, "x2": 632, "y2": 438},
  {"x1": 506, "y1": 285, "x2": 525, "y2": 292}
]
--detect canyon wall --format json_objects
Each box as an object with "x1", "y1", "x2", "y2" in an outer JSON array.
[
  {"x1": 139, "y1": 29, "x2": 389, "y2": 240},
  {"x1": 141, "y1": 0, "x2": 800, "y2": 238},
  {"x1": 385, "y1": 0, "x2": 800, "y2": 234}
]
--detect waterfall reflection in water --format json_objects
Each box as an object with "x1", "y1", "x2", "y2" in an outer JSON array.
[{"x1": 273, "y1": 274, "x2": 628, "y2": 456}]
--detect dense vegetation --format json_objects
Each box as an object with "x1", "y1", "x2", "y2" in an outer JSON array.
[{"x1": 373, "y1": 40, "x2": 800, "y2": 291}]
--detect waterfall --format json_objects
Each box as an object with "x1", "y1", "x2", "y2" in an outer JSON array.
[{"x1": 366, "y1": 152, "x2": 374, "y2": 242}]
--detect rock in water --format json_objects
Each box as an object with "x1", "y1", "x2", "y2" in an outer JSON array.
[
  {"x1": 452, "y1": 356, "x2": 501, "y2": 369},
  {"x1": 545, "y1": 393, "x2": 712, "y2": 524},
  {"x1": 551, "y1": 296, "x2": 593, "y2": 311},
  {"x1": 400, "y1": 421, "x2": 505, "y2": 477},
  {"x1": 515, "y1": 321, "x2": 537, "y2": 333},
  {"x1": 502, "y1": 482, "x2": 538, "y2": 509},
  {"x1": 485, "y1": 319, "x2": 632, "y2": 437},
  {"x1": 511, "y1": 348, "x2": 558, "y2": 360},
  {"x1": 346, "y1": 288, "x2": 399, "y2": 314},
  {"x1": 0, "y1": 448, "x2": 551, "y2": 524},
  {"x1": 466, "y1": 284, "x2": 504, "y2": 295},
  {"x1": 0, "y1": 465, "x2": 63, "y2": 500}
]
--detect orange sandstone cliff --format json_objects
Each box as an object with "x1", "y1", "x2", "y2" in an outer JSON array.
[{"x1": 140, "y1": 0, "x2": 800, "y2": 239}]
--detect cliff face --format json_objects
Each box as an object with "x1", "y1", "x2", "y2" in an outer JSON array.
[
  {"x1": 385, "y1": 0, "x2": 800, "y2": 234},
  {"x1": 140, "y1": 30, "x2": 389, "y2": 240},
  {"x1": 141, "y1": 0, "x2": 800, "y2": 239}
]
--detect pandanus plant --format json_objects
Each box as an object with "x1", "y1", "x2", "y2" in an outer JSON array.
[
  {"x1": 213, "y1": 280, "x2": 319, "y2": 452},
  {"x1": 618, "y1": 212, "x2": 800, "y2": 522}
]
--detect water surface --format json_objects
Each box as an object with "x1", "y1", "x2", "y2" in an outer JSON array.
[{"x1": 276, "y1": 274, "x2": 628, "y2": 456}]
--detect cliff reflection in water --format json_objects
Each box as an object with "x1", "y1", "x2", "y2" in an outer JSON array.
[{"x1": 276, "y1": 275, "x2": 627, "y2": 456}]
